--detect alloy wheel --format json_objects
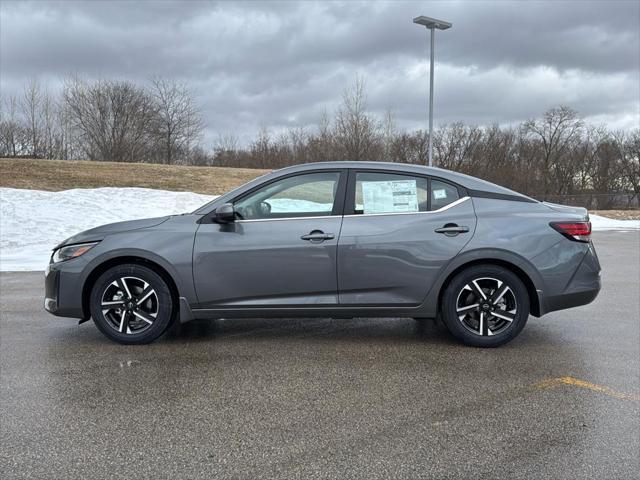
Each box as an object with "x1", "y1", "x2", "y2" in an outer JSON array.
[
  {"x1": 455, "y1": 277, "x2": 517, "y2": 337},
  {"x1": 100, "y1": 276, "x2": 159, "y2": 335}
]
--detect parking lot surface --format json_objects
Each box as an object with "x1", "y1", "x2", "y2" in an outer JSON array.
[{"x1": 1, "y1": 231, "x2": 639, "y2": 479}]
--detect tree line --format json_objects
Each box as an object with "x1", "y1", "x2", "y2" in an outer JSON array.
[
  {"x1": 1, "y1": 76, "x2": 638, "y2": 208},
  {"x1": 0, "y1": 77, "x2": 204, "y2": 165}
]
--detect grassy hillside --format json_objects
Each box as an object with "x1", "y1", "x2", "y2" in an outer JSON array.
[{"x1": 0, "y1": 158, "x2": 269, "y2": 195}]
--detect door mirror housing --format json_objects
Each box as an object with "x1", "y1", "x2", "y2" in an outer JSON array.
[{"x1": 213, "y1": 203, "x2": 236, "y2": 223}]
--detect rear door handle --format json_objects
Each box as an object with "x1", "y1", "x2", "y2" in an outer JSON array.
[
  {"x1": 301, "y1": 230, "x2": 335, "y2": 242},
  {"x1": 435, "y1": 225, "x2": 469, "y2": 235}
]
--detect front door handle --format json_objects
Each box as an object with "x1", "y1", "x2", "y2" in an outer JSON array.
[
  {"x1": 301, "y1": 230, "x2": 335, "y2": 242},
  {"x1": 435, "y1": 224, "x2": 469, "y2": 236}
]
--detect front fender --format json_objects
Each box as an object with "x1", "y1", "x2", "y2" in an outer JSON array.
[
  {"x1": 76, "y1": 224, "x2": 198, "y2": 317},
  {"x1": 82, "y1": 248, "x2": 190, "y2": 294}
]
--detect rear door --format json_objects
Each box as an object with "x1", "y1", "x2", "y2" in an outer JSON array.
[{"x1": 337, "y1": 170, "x2": 476, "y2": 305}]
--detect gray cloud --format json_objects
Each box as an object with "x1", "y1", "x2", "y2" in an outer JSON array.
[{"x1": 1, "y1": 0, "x2": 638, "y2": 145}]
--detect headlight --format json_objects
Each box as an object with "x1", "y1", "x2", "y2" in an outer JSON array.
[{"x1": 52, "y1": 242, "x2": 99, "y2": 263}]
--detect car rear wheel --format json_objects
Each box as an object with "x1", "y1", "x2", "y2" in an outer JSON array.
[
  {"x1": 89, "y1": 264, "x2": 174, "y2": 344},
  {"x1": 441, "y1": 265, "x2": 529, "y2": 347}
]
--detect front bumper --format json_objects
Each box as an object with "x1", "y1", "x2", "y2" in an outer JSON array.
[
  {"x1": 44, "y1": 260, "x2": 87, "y2": 319},
  {"x1": 44, "y1": 264, "x2": 60, "y2": 313}
]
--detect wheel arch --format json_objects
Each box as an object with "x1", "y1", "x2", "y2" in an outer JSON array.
[
  {"x1": 81, "y1": 255, "x2": 180, "y2": 320},
  {"x1": 425, "y1": 249, "x2": 543, "y2": 317},
  {"x1": 438, "y1": 258, "x2": 540, "y2": 317}
]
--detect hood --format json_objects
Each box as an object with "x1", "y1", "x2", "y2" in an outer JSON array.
[
  {"x1": 542, "y1": 202, "x2": 589, "y2": 221},
  {"x1": 55, "y1": 216, "x2": 170, "y2": 249}
]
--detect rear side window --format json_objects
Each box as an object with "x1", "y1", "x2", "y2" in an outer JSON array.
[
  {"x1": 430, "y1": 179, "x2": 460, "y2": 211},
  {"x1": 353, "y1": 172, "x2": 429, "y2": 214},
  {"x1": 350, "y1": 172, "x2": 462, "y2": 215}
]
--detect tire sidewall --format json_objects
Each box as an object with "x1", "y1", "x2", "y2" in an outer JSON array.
[
  {"x1": 90, "y1": 264, "x2": 174, "y2": 344},
  {"x1": 442, "y1": 265, "x2": 530, "y2": 348}
]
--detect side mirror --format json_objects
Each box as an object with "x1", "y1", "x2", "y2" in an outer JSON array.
[{"x1": 213, "y1": 203, "x2": 236, "y2": 223}]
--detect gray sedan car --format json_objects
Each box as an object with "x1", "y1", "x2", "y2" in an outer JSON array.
[{"x1": 45, "y1": 162, "x2": 601, "y2": 347}]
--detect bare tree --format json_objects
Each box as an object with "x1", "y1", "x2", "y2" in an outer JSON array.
[
  {"x1": 472, "y1": 125, "x2": 517, "y2": 187},
  {"x1": 0, "y1": 94, "x2": 26, "y2": 157},
  {"x1": 250, "y1": 126, "x2": 274, "y2": 168},
  {"x1": 57, "y1": 95, "x2": 77, "y2": 160},
  {"x1": 621, "y1": 129, "x2": 640, "y2": 204},
  {"x1": 381, "y1": 109, "x2": 396, "y2": 162},
  {"x1": 392, "y1": 130, "x2": 428, "y2": 165},
  {"x1": 573, "y1": 126, "x2": 601, "y2": 193},
  {"x1": 21, "y1": 79, "x2": 43, "y2": 157},
  {"x1": 41, "y1": 89, "x2": 60, "y2": 159},
  {"x1": 308, "y1": 109, "x2": 335, "y2": 163},
  {"x1": 63, "y1": 77, "x2": 157, "y2": 162},
  {"x1": 434, "y1": 122, "x2": 482, "y2": 172},
  {"x1": 333, "y1": 76, "x2": 380, "y2": 161},
  {"x1": 213, "y1": 133, "x2": 239, "y2": 166},
  {"x1": 149, "y1": 76, "x2": 204, "y2": 165},
  {"x1": 288, "y1": 126, "x2": 309, "y2": 164},
  {"x1": 523, "y1": 106, "x2": 584, "y2": 199}
]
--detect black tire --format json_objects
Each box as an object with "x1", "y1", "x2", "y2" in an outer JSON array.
[
  {"x1": 441, "y1": 265, "x2": 529, "y2": 347},
  {"x1": 89, "y1": 264, "x2": 174, "y2": 344}
]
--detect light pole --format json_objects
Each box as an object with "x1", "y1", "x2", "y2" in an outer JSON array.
[{"x1": 413, "y1": 15, "x2": 452, "y2": 167}]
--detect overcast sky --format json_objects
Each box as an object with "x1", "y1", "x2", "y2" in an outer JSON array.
[{"x1": 1, "y1": 0, "x2": 639, "y2": 146}]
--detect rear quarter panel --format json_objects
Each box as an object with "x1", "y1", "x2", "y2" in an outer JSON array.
[
  {"x1": 417, "y1": 198, "x2": 590, "y2": 317},
  {"x1": 456, "y1": 198, "x2": 589, "y2": 304}
]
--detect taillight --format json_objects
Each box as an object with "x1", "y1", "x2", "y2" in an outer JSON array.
[{"x1": 550, "y1": 221, "x2": 591, "y2": 242}]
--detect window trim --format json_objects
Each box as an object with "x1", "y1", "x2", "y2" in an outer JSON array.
[
  {"x1": 235, "y1": 214, "x2": 338, "y2": 223},
  {"x1": 343, "y1": 196, "x2": 470, "y2": 218},
  {"x1": 344, "y1": 168, "x2": 467, "y2": 217},
  {"x1": 229, "y1": 169, "x2": 348, "y2": 221}
]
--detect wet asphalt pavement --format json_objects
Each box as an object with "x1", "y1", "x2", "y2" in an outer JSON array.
[{"x1": 1, "y1": 231, "x2": 639, "y2": 479}]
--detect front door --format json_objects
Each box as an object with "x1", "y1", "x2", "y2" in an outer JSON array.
[
  {"x1": 337, "y1": 171, "x2": 476, "y2": 305},
  {"x1": 193, "y1": 170, "x2": 346, "y2": 308}
]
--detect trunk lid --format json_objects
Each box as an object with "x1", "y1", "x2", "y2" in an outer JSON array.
[{"x1": 542, "y1": 202, "x2": 589, "y2": 221}]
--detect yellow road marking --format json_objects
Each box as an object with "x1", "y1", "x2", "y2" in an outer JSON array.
[{"x1": 535, "y1": 376, "x2": 640, "y2": 402}]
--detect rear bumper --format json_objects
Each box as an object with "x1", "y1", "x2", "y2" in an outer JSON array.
[
  {"x1": 539, "y1": 242, "x2": 601, "y2": 315},
  {"x1": 540, "y1": 284, "x2": 600, "y2": 315}
]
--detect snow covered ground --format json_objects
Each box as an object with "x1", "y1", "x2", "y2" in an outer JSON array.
[
  {"x1": 1, "y1": 187, "x2": 638, "y2": 271},
  {"x1": 0, "y1": 187, "x2": 215, "y2": 272},
  {"x1": 589, "y1": 214, "x2": 640, "y2": 230}
]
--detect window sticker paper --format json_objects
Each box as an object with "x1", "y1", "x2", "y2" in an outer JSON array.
[
  {"x1": 433, "y1": 188, "x2": 447, "y2": 200},
  {"x1": 362, "y1": 179, "x2": 418, "y2": 214}
]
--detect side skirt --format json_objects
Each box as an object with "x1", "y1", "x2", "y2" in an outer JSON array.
[{"x1": 187, "y1": 305, "x2": 429, "y2": 322}]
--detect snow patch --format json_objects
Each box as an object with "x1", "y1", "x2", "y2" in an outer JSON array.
[
  {"x1": 268, "y1": 198, "x2": 333, "y2": 212},
  {"x1": 1, "y1": 187, "x2": 638, "y2": 272},
  {"x1": 589, "y1": 214, "x2": 640, "y2": 231},
  {"x1": 0, "y1": 188, "x2": 215, "y2": 272}
]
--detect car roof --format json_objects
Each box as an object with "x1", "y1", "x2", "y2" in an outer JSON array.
[{"x1": 274, "y1": 161, "x2": 531, "y2": 198}]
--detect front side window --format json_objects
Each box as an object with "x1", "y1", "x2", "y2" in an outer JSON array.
[
  {"x1": 353, "y1": 172, "x2": 429, "y2": 214},
  {"x1": 234, "y1": 172, "x2": 340, "y2": 220}
]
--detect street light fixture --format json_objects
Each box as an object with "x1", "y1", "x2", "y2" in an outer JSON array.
[{"x1": 413, "y1": 15, "x2": 452, "y2": 167}]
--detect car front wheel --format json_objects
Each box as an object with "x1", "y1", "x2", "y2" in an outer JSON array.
[
  {"x1": 441, "y1": 265, "x2": 530, "y2": 347},
  {"x1": 89, "y1": 264, "x2": 174, "y2": 344}
]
